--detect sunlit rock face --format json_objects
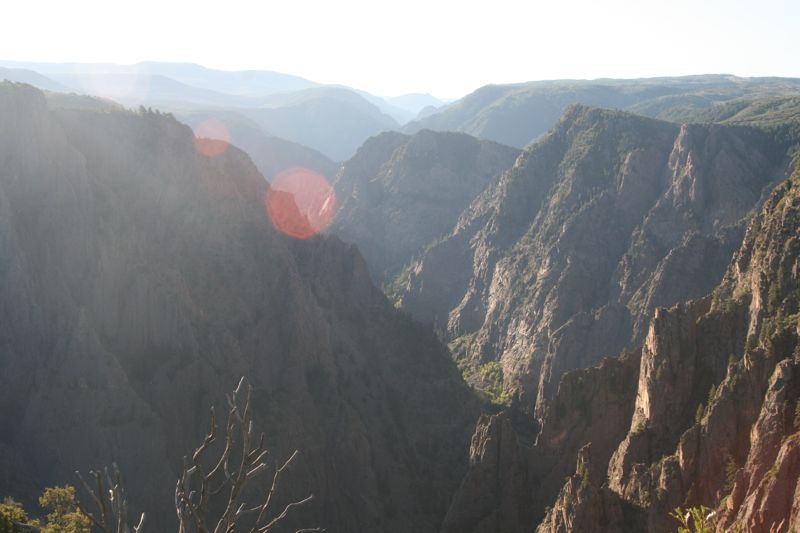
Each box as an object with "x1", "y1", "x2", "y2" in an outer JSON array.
[
  {"x1": 603, "y1": 171, "x2": 800, "y2": 532},
  {"x1": 449, "y1": 167, "x2": 800, "y2": 533},
  {"x1": 331, "y1": 129, "x2": 520, "y2": 287},
  {"x1": 431, "y1": 106, "x2": 800, "y2": 533},
  {"x1": 0, "y1": 82, "x2": 479, "y2": 532},
  {"x1": 399, "y1": 105, "x2": 793, "y2": 421}
]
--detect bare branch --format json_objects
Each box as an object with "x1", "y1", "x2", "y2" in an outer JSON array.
[
  {"x1": 78, "y1": 377, "x2": 318, "y2": 533},
  {"x1": 257, "y1": 495, "x2": 314, "y2": 532},
  {"x1": 253, "y1": 449, "x2": 299, "y2": 527},
  {"x1": 75, "y1": 464, "x2": 143, "y2": 533}
]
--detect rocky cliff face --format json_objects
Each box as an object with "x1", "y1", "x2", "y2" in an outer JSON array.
[
  {"x1": 331, "y1": 130, "x2": 519, "y2": 286},
  {"x1": 538, "y1": 167, "x2": 800, "y2": 532},
  {"x1": 433, "y1": 108, "x2": 800, "y2": 533},
  {"x1": 442, "y1": 351, "x2": 642, "y2": 533},
  {"x1": 535, "y1": 444, "x2": 642, "y2": 533},
  {"x1": 0, "y1": 82, "x2": 479, "y2": 532},
  {"x1": 399, "y1": 105, "x2": 793, "y2": 422}
]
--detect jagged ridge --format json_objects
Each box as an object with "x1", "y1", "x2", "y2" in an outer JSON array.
[{"x1": 399, "y1": 104, "x2": 794, "y2": 423}]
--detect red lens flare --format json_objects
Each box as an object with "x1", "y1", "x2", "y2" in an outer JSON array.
[
  {"x1": 193, "y1": 119, "x2": 230, "y2": 158},
  {"x1": 265, "y1": 168, "x2": 337, "y2": 240}
]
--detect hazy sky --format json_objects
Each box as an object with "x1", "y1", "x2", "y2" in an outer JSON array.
[{"x1": 4, "y1": 0, "x2": 798, "y2": 98}]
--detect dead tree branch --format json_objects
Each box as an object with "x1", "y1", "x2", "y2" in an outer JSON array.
[
  {"x1": 72, "y1": 377, "x2": 318, "y2": 532},
  {"x1": 175, "y1": 377, "x2": 321, "y2": 533},
  {"x1": 75, "y1": 463, "x2": 145, "y2": 533}
]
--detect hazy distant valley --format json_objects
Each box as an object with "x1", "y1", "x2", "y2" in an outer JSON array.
[{"x1": 2, "y1": 60, "x2": 800, "y2": 532}]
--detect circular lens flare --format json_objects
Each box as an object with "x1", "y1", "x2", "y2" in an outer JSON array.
[
  {"x1": 265, "y1": 168, "x2": 337, "y2": 240},
  {"x1": 193, "y1": 119, "x2": 230, "y2": 158}
]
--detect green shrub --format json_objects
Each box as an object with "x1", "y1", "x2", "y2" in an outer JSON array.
[
  {"x1": 477, "y1": 361, "x2": 511, "y2": 405},
  {"x1": 707, "y1": 384, "x2": 717, "y2": 405},
  {"x1": 724, "y1": 455, "x2": 739, "y2": 493},
  {"x1": 632, "y1": 418, "x2": 647, "y2": 436},
  {"x1": 0, "y1": 498, "x2": 36, "y2": 533},
  {"x1": 669, "y1": 505, "x2": 713, "y2": 533},
  {"x1": 655, "y1": 360, "x2": 666, "y2": 381},
  {"x1": 744, "y1": 334, "x2": 757, "y2": 353},
  {"x1": 767, "y1": 280, "x2": 781, "y2": 312},
  {"x1": 0, "y1": 486, "x2": 90, "y2": 533},
  {"x1": 39, "y1": 486, "x2": 91, "y2": 533},
  {"x1": 577, "y1": 462, "x2": 590, "y2": 491},
  {"x1": 563, "y1": 491, "x2": 573, "y2": 509},
  {"x1": 794, "y1": 399, "x2": 800, "y2": 430}
]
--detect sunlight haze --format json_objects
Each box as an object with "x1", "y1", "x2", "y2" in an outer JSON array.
[
  {"x1": 4, "y1": 0, "x2": 798, "y2": 98},
  {"x1": 3, "y1": 0, "x2": 800, "y2": 529}
]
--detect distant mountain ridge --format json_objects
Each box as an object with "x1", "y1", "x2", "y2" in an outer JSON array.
[
  {"x1": 242, "y1": 87, "x2": 399, "y2": 160},
  {"x1": 0, "y1": 60, "x2": 320, "y2": 96},
  {"x1": 0, "y1": 60, "x2": 401, "y2": 160},
  {"x1": 404, "y1": 75, "x2": 800, "y2": 148},
  {"x1": 173, "y1": 108, "x2": 338, "y2": 181},
  {"x1": 387, "y1": 93, "x2": 445, "y2": 115},
  {"x1": 0, "y1": 66, "x2": 67, "y2": 92},
  {"x1": 8, "y1": 63, "x2": 800, "y2": 162}
]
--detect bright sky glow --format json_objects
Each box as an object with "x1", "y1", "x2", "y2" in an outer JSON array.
[{"x1": 3, "y1": 0, "x2": 798, "y2": 98}]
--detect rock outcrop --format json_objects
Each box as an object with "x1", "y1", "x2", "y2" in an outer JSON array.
[
  {"x1": 439, "y1": 111, "x2": 800, "y2": 533},
  {"x1": 536, "y1": 444, "x2": 643, "y2": 533},
  {"x1": 399, "y1": 105, "x2": 793, "y2": 422},
  {"x1": 331, "y1": 130, "x2": 519, "y2": 286},
  {"x1": 0, "y1": 82, "x2": 479, "y2": 532},
  {"x1": 442, "y1": 351, "x2": 642, "y2": 533},
  {"x1": 542, "y1": 166, "x2": 800, "y2": 532},
  {"x1": 441, "y1": 411, "x2": 530, "y2": 533}
]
